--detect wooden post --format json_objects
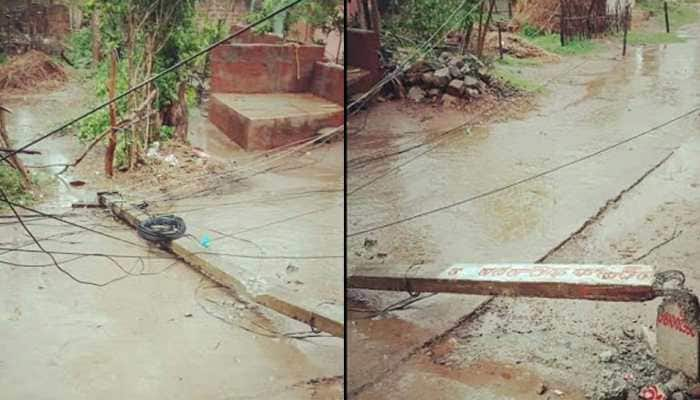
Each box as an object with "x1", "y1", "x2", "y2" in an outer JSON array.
[
  {"x1": 349, "y1": 263, "x2": 659, "y2": 302},
  {"x1": 368, "y1": 0, "x2": 381, "y2": 34},
  {"x1": 508, "y1": 0, "x2": 513, "y2": 19},
  {"x1": 0, "y1": 106, "x2": 31, "y2": 189},
  {"x1": 623, "y1": 5, "x2": 629, "y2": 56},
  {"x1": 91, "y1": 9, "x2": 102, "y2": 64},
  {"x1": 498, "y1": 23, "x2": 504, "y2": 59},
  {"x1": 560, "y1": 0, "x2": 566, "y2": 46},
  {"x1": 664, "y1": 1, "x2": 670, "y2": 33},
  {"x1": 104, "y1": 50, "x2": 118, "y2": 178}
]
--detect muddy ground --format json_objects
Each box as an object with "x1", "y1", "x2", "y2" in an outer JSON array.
[
  {"x1": 348, "y1": 9, "x2": 700, "y2": 400},
  {"x1": 0, "y1": 74, "x2": 343, "y2": 397}
]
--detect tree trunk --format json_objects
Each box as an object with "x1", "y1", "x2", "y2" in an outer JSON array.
[
  {"x1": 91, "y1": 10, "x2": 102, "y2": 64},
  {"x1": 104, "y1": 51, "x2": 118, "y2": 178},
  {"x1": 174, "y1": 81, "x2": 189, "y2": 142},
  {"x1": 477, "y1": 0, "x2": 496, "y2": 57},
  {"x1": 0, "y1": 108, "x2": 31, "y2": 189}
]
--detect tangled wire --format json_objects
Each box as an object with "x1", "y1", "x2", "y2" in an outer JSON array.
[{"x1": 137, "y1": 215, "x2": 187, "y2": 243}]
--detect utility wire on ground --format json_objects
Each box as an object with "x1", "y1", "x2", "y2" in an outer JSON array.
[{"x1": 349, "y1": 105, "x2": 700, "y2": 237}]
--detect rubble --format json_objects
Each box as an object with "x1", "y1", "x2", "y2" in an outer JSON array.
[{"x1": 400, "y1": 51, "x2": 502, "y2": 106}]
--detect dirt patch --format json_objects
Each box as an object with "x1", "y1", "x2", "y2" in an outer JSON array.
[
  {"x1": 0, "y1": 50, "x2": 68, "y2": 92},
  {"x1": 485, "y1": 32, "x2": 560, "y2": 61},
  {"x1": 69, "y1": 139, "x2": 229, "y2": 202}
]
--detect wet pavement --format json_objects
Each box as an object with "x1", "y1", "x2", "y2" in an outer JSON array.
[
  {"x1": 1, "y1": 84, "x2": 344, "y2": 398},
  {"x1": 347, "y1": 16, "x2": 700, "y2": 399}
]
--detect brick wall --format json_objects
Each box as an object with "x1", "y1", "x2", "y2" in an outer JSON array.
[
  {"x1": 311, "y1": 62, "x2": 344, "y2": 105},
  {"x1": 0, "y1": 1, "x2": 70, "y2": 54},
  {"x1": 210, "y1": 43, "x2": 325, "y2": 93}
]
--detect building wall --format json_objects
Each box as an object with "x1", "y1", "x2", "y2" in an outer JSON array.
[
  {"x1": 197, "y1": 0, "x2": 249, "y2": 26},
  {"x1": 0, "y1": 0, "x2": 71, "y2": 54}
]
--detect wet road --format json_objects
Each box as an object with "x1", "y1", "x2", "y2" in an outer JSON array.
[
  {"x1": 347, "y1": 17, "x2": 700, "y2": 399},
  {"x1": 0, "y1": 86, "x2": 344, "y2": 398}
]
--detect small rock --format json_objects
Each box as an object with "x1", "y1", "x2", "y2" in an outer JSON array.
[
  {"x1": 447, "y1": 79, "x2": 465, "y2": 97},
  {"x1": 184, "y1": 313, "x2": 193, "y2": 318},
  {"x1": 407, "y1": 60, "x2": 433, "y2": 74},
  {"x1": 448, "y1": 57, "x2": 465, "y2": 68},
  {"x1": 599, "y1": 350, "x2": 615, "y2": 363},
  {"x1": 363, "y1": 238, "x2": 377, "y2": 249},
  {"x1": 536, "y1": 382, "x2": 547, "y2": 395},
  {"x1": 552, "y1": 389, "x2": 564, "y2": 396},
  {"x1": 441, "y1": 94, "x2": 460, "y2": 108},
  {"x1": 463, "y1": 75, "x2": 480, "y2": 88},
  {"x1": 672, "y1": 392, "x2": 686, "y2": 400},
  {"x1": 407, "y1": 86, "x2": 426, "y2": 102},
  {"x1": 465, "y1": 88, "x2": 480, "y2": 98},
  {"x1": 405, "y1": 72, "x2": 422, "y2": 85},
  {"x1": 439, "y1": 51, "x2": 451, "y2": 63},
  {"x1": 666, "y1": 373, "x2": 690, "y2": 393},
  {"x1": 448, "y1": 65, "x2": 464, "y2": 79},
  {"x1": 421, "y1": 72, "x2": 435, "y2": 86},
  {"x1": 433, "y1": 67, "x2": 451, "y2": 87},
  {"x1": 428, "y1": 88, "x2": 441, "y2": 97},
  {"x1": 286, "y1": 263, "x2": 299, "y2": 273}
]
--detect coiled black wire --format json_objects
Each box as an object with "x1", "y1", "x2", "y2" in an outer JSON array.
[{"x1": 137, "y1": 215, "x2": 187, "y2": 243}]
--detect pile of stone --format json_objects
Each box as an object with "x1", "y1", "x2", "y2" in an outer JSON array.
[{"x1": 402, "y1": 51, "x2": 491, "y2": 105}]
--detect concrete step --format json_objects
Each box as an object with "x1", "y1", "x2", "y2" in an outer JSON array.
[
  {"x1": 209, "y1": 92, "x2": 343, "y2": 150},
  {"x1": 347, "y1": 67, "x2": 373, "y2": 97}
]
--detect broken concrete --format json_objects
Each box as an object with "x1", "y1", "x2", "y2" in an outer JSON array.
[{"x1": 657, "y1": 294, "x2": 700, "y2": 380}]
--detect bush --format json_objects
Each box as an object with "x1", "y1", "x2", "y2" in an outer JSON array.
[
  {"x1": 66, "y1": 27, "x2": 94, "y2": 70},
  {"x1": 0, "y1": 165, "x2": 32, "y2": 207},
  {"x1": 521, "y1": 23, "x2": 542, "y2": 38}
]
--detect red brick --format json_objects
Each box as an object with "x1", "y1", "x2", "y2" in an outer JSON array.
[
  {"x1": 210, "y1": 44, "x2": 325, "y2": 93},
  {"x1": 311, "y1": 62, "x2": 344, "y2": 105}
]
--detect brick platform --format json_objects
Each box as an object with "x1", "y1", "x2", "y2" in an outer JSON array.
[
  {"x1": 209, "y1": 93, "x2": 342, "y2": 150},
  {"x1": 210, "y1": 44, "x2": 325, "y2": 94}
]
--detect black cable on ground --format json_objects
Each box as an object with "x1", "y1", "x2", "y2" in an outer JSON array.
[
  {"x1": 0, "y1": 0, "x2": 305, "y2": 164},
  {"x1": 349, "y1": 105, "x2": 700, "y2": 237},
  {"x1": 137, "y1": 215, "x2": 187, "y2": 243}
]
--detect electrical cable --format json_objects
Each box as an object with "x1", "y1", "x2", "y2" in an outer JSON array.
[
  {"x1": 136, "y1": 215, "x2": 187, "y2": 243},
  {"x1": 349, "y1": 105, "x2": 700, "y2": 237}
]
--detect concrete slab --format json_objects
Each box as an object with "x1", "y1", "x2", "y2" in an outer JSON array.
[
  {"x1": 209, "y1": 92, "x2": 343, "y2": 150},
  {"x1": 0, "y1": 214, "x2": 342, "y2": 400}
]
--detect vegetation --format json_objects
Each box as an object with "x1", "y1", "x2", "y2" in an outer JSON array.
[
  {"x1": 492, "y1": 64, "x2": 544, "y2": 93},
  {"x1": 638, "y1": 0, "x2": 699, "y2": 28},
  {"x1": 0, "y1": 52, "x2": 7, "y2": 65},
  {"x1": 495, "y1": 54, "x2": 542, "y2": 67},
  {"x1": 247, "y1": 0, "x2": 343, "y2": 42},
  {"x1": 625, "y1": 31, "x2": 685, "y2": 45},
  {"x1": 523, "y1": 33, "x2": 601, "y2": 56},
  {"x1": 70, "y1": 0, "x2": 226, "y2": 173},
  {"x1": 0, "y1": 166, "x2": 33, "y2": 208},
  {"x1": 381, "y1": 0, "x2": 487, "y2": 59}
]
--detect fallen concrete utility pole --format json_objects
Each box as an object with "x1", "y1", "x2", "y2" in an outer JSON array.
[
  {"x1": 351, "y1": 263, "x2": 700, "y2": 381},
  {"x1": 98, "y1": 192, "x2": 343, "y2": 338},
  {"x1": 349, "y1": 263, "x2": 658, "y2": 301}
]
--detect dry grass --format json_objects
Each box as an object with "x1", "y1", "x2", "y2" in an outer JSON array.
[{"x1": 0, "y1": 50, "x2": 68, "y2": 92}]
